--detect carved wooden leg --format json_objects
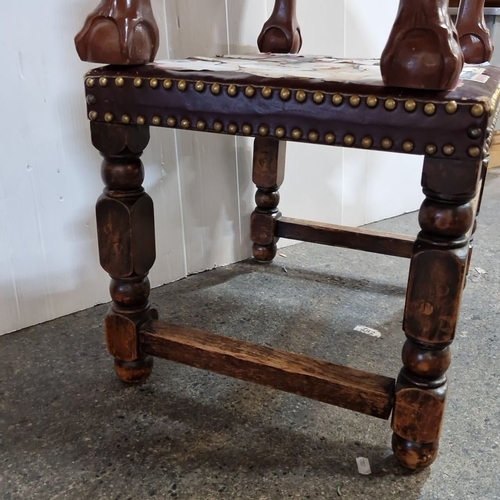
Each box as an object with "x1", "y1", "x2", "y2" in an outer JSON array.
[
  {"x1": 456, "y1": 0, "x2": 493, "y2": 64},
  {"x1": 381, "y1": 0, "x2": 463, "y2": 90},
  {"x1": 258, "y1": 0, "x2": 302, "y2": 54},
  {"x1": 91, "y1": 122, "x2": 156, "y2": 383},
  {"x1": 392, "y1": 157, "x2": 481, "y2": 469},
  {"x1": 251, "y1": 138, "x2": 286, "y2": 262},
  {"x1": 75, "y1": 0, "x2": 159, "y2": 65}
]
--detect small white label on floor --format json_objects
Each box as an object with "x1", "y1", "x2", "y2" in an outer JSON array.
[
  {"x1": 356, "y1": 457, "x2": 372, "y2": 475},
  {"x1": 354, "y1": 325, "x2": 382, "y2": 338},
  {"x1": 474, "y1": 267, "x2": 487, "y2": 275}
]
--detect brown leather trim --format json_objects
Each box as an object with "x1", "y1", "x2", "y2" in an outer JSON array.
[{"x1": 83, "y1": 64, "x2": 500, "y2": 161}]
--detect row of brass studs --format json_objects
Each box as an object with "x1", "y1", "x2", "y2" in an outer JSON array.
[
  {"x1": 85, "y1": 76, "x2": 485, "y2": 117},
  {"x1": 88, "y1": 110, "x2": 480, "y2": 157}
]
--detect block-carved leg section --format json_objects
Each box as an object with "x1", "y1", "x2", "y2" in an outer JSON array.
[
  {"x1": 392, "y1": 157, "x2": 480, "y2": 469},
  {"x1": 251, "y1": 138, "x2": 286, "y2": 262},
  {"x1": 258, "y1": 0, "x2": 302, "y2": 54},
  {"x1": 381, "y1": 0, "x2": 463, "y2": 90},
  {"x1": 456, "y1": 0, "x2": 493, "y2": 64},
  {"x1": 91, "y1": 121, "x2": 156, "y2": 383}
]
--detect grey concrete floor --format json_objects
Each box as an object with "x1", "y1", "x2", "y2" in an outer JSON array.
[{"x1": 1, "y1": 170, "x2": 499, "y2": 500}]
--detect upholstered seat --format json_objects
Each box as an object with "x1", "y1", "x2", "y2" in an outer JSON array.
[{"x1": 86, "y1": 55, "x2": 500, "y2": 160}]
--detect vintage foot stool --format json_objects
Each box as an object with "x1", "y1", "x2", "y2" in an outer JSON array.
[{"x1": 76, "y1": 0, "x2": 500, "y2": 470}]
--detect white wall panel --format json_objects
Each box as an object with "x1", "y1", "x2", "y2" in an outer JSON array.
[
  {"x1": 0, "y1": 0, "x2": 424, "y2": 335},
  {"x1": 343, "y1": 0, "x2": 424, "y2": 226},
  {"x1": 278, "y1": 0, "x2": 345, "y2": 228},
  {"x1": 164, "y1": 0, "x2": 244, "y2": 273},
  {"x1": 0, "y1": 1, "x2": 111, "y2": 333},
  {"x1": 227, "y1": 1, "x2": 270, "y2": 258},
  {"x1": 143, "y1": 0, "x2": 187, "y2": 287}
]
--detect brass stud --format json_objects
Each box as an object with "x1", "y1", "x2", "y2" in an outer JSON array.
[
  {"x1": 245, "y1": 86, "x2": 255, "y2": 97},
  {"x1": 381, "y1": 138, "x2": 393, "y2": 149},
  {"x1": 115, "y1": 77, "x2": 125, "y2": 87},
  {"x1": 361, "y1": 136, "x2": 373, "y2": 149},
  {"x1": 468, "y1": 146, "x2": 481, "y2": 158},
  {"x1": 104, "y1": 113, "x2": 113, "y2": 123},
  {"x1": 332, "y1": 94, "x2": 343, "y2": 106},
  {"x1": 471, "y1": 104, "x2": 485, "y2": 117},
  {"x1": 405, "y1": 99, "x2": 417, "y2": 112},
  {"x1": 258, "y1": 125, "x2": 269, "y2": 137},
  {"x1": 403, "y1": 141, "x2": 415, "y2": 153},
  {"x1": 227, "y1": 84, "x2": 238, "y2": 97},
  {"x1": 152, "y1": 116, "x2": 161, "y2": 126},
  {"x1": 163, "y1": 79, "x2": 173, "y2": 89},
  {"x1": 262, "y1": 86, "x2": 273, "y2": 98},
  {"x1": 242, "y1": 124, "x2": 252, "y2": 135},
  {"x1": 308, "y1": 131, "x2": 319, "y2": 143},
  {"x1": 275, "y1": 127, "x2": 286, "y2": 138},
  {"x1": 150, "y1": 78, "x2": 159, "y2": 88},
  {"x1": 86, "y1": 77, "x2": 95, "y2": 88},
  {"x1": 195, "y1": 81, "x2": 205, "y2": 92},
  {"x1": 180, "y1": 118, "x2": 190, "y2": 129},
  {"x1": 213, "y1": 121, "x2": 223, "y2": 132},
  {"x1": 292, "y1": 128, "x2": 303, "y2": 140},
  {"x1": 137, "y1": 116, "x2": 146, "y2": 125},
  {"x1": 425, "y1": 144, "x2": 437, "y2": 156},
  {"x1": 99, "y1": 77, "x2": 108, "y2": 87},
  {"x1": 295, "y1": 90, "x2": 307, "y2": 103},
  {"x1": 196, "y1": 120, "x2": 206, "y2": 131},
  {"x1": 445, "y1": 101, "x2": 458, "y2": 114},
  {"x1": 468, "y1": 127, "x2": 482, "y2": 139},
  {"x1": 133, "y1": 77, "x2": 143, "y2": 88},
  {"x1": 211, "y1": 83, "x2": 221, "y2": 95},
  {"x1": 88, "y1": 110, "x2": 98, "y2": 121},
  {"x1": 178, "y1": 80, "x2": 188, "y2": 91},
  {"x1": 313, "y1": 91, "x2": 325, "y2": 104},
  {"x1": 86, "y1": 94, "x2": 96, "y2": 104},
  {"x1": 349, "y1": 95, "x2": 361, "y2": 107},
  {"x1": 424, "y1": 103, "x2": 436, "y2": 116},
  {"x1": 385, "y1": 98, "x2": 397, "y2": 111},
  {"x1": 166, "y1": 117, "x2": 176, "y2": 127},
  {"x1": 443, "y1": 144, "x2": 455, "y2": 156},
  {"x1": 366, "y1": 95, "x2": 378, "y2": 108},
  {"x1": 325, "y1": 133, "x2": 335, "y2": 144},
  {"x1": 228, "y1": 123, "x2": 238, "y2": 134},
  {"x1": 121, "y1": 114, "x2": 131, "y2": 124},
  {"x1": 344, "y1": 134, "x2": 355, "y2": 146},
  {"x1": 280, "y1": 88, "x2": 291, "y2": 101}
]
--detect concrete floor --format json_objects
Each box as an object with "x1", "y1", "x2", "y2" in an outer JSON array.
[{"x1": 1, "y1": 169, "x2": 499, "y2": 500}]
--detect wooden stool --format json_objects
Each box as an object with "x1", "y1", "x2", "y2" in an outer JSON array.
[{"x1": 76, "y1": 0, "x2": 500, "y2": 470}]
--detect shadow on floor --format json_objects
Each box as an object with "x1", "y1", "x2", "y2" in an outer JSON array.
[{"x1": 1, "y1": 170, "x2": 499, "y2": 499}]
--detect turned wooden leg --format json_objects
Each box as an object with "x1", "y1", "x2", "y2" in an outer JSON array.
[
  {"x1": 392, "y1": 157, "x2": 481, "y2": 469},
  {"x1": 251, "y1": 138, "x2": 286, "y2": 262},
  {"x1": 91, "y1": 122, "x2": 156, "y2": 383},
  {"x1": 381, "y1": 0, "x2": 463, "y2": 90}
]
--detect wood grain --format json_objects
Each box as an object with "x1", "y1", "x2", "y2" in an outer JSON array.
[
  {"x1": 381, "y1": 0, "x2": 464, "y2": 90},
  {"x1": 276, "y1": 217, "x2": 415, "y2": 258},
  {"x1": 456, "y1": 0, "x2": 493, "y2": 63},
  {"x1": 392, "y1": 155, "x2": 479, "y2": 469},
  {"x1": 141, "y1": 320, "x2": 395, "y2": 419}
]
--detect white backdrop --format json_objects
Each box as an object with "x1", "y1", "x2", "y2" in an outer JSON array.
[{"x1": 0, "y1": 0, "x2": 424, "y2": 335}]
